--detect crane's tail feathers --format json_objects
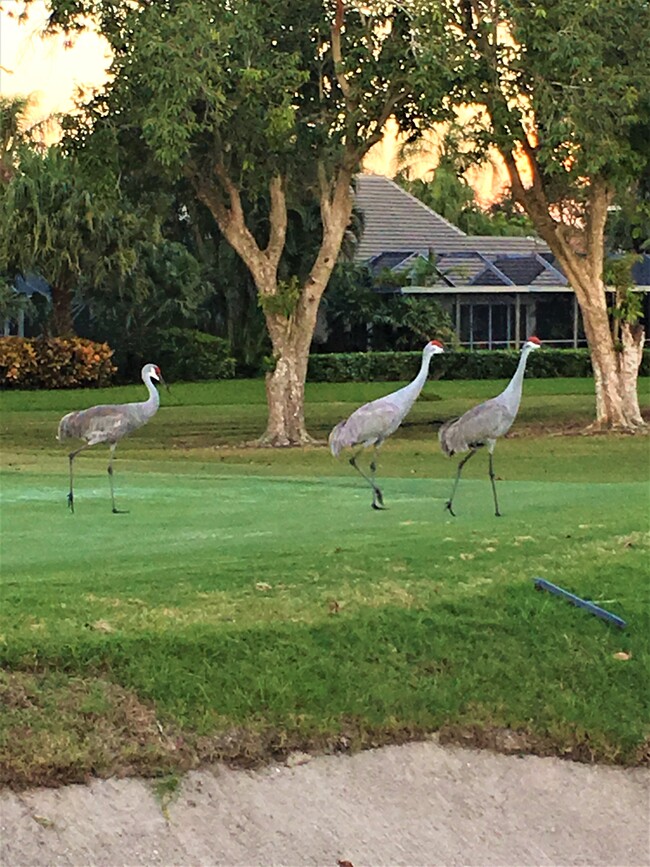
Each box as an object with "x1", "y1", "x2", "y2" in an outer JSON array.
[
  {"x1": 438, "y1": 417, "x2": 460, "y2": 457},
  {"x1": 328, "y1": 420, "x2": 348, "y2": 457}
]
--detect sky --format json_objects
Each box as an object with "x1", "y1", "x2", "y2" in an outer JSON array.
[
  {"x1": 1, "y1": 1, "x2": 507, "y2": 204},
  {"x1": 0, "y1": 1, "x2": 111, "y2": 137}
]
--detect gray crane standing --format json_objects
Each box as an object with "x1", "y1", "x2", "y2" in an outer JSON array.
[
  {"x1": 439, "y1": 336, "x2": 541, "y2": 517},
  {"x1": 57, "y1": 362, "x2": 165, "y2": 513},
  {"x1": 329, "y1": 340, "x2": 445, "y2": 508}
]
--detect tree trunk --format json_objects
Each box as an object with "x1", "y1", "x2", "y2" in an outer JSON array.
[
  {"x1": 259, "y1": 274, "x2": 326, "y2": 445},
  {"x1": 192, "y1": 165, "x2": 353, "y2": 446},
  {"x1": 261, "y1": 316, "x2": 313, "y2": 446},
  {"x1": 50, "y1": 282, "x2": 75, "y2": 336},
  {"x1": 502, "y1": 161, "x2": 646, "y2": 432},
  {"x1": 581, "y1": 299, "x2": 646, "y2": 430}
]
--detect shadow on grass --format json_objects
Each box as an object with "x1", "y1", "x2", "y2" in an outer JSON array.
[{"x1": 2, "y1": 582, "x2": 648, "y2": 788}]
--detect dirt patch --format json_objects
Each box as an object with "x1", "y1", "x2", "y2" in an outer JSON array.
[{"x1": 0, "y1": 671, "x2": 193, "y2": 789}]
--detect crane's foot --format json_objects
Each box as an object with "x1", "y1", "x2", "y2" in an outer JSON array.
[
  {"x1": 445, "y1": 499, "x2": 457, "y2": 517},
  {"x1": 67, "y1": 492, "x2": 75, "y2": 513},
  {"x1": 494, "y1": 509, "x2": 502, "y2": 518},
  {"x1": 371, "y1": 487, "x2": 385, "y2": 510},
  {"x1": 112, "y1": 507, "x2": 129, "y2": 515}
]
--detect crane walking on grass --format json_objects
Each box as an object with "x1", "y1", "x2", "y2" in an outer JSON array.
[
  {"x1": 57, "y1": 363, "x2": 166, "y2": 514},
  {"x1": 329, "y1": 340, "x2": 445, "y2": 509},
  {"x1": 439, "y1": 336, "x2": 541, "y2": 517}
]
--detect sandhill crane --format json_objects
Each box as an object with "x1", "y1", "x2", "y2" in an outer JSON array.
[
  {"x1": 57, "y1": 363, "x2": 165, "y2": 514},
  {"x1": 329, "y1": 340, "x2": 445, "y2": 508},
  {"x1": 439, "y1": 336, "x2": 542, "y2": 517}
]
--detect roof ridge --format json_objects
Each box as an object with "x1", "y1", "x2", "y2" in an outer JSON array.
[{"x1": 357, "y1": 173, "x2": 467, "y2": 238}]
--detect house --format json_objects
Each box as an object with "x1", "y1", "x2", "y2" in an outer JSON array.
[
  {"x1": 3, "y1": 274, "x2": 51, "y2": 337},
  {"x1": 353, "y1": 174, "x2": 650, "y2": 348}
]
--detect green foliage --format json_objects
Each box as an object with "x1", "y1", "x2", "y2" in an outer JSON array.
[
  {"x1": 258, "y1": 277, "x2": 302, "y2": 320},
  {"x1": 322, "y1": 262, "x2": 456, "y2": 353},
  {"x1": 82, "y1": 238, "x2": 211, "y2": 369},
  {"x1": 605, "y1": 255, "x2": 645, "y2": 329},
  {"x1": 52, "y1": 0, "x2": 452, "y2": 194},
  {"x1": 606, "y1": 122, "x2": 650, "y2": 255},
  {"x1": 0, "y1": 278, "x2": 34, "y2": 326},
  {"x1": 308, "y1": 348, "x2": 650, "y2": 383},
  {"x1": 142, "y1": 328, "x2": 236, "y2": 383},
  {"x1": 435, "y1": 0, "x2": 650, "y2": 199},
  {"x1": 0, "y1": 336, "x2": 115, "y2": 389},
  {"x1": 0, "y1": 145, "x2": 165, "y2": 335},
  {"x1": 0, "y1": 96, "x2": 30, "y2": 184},
  {"x1": 397, "y1": 164, "x2": 534, "y2": 237},
  {"x1": 371, "y1": 295, "x2": 457, "y2": 351}
]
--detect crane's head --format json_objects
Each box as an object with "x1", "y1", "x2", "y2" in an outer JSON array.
[
  {"x1": 142, "y1": 363, "x2": 165, "y2": 386},
  {"x1": 425, "y1": 339, "x2": 445, "y2": 356},
  {"x1": 523, "y1": 336, "x2": 542, "y2": 351}
]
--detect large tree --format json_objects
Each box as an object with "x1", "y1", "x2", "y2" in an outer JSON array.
[
  {"x1": 431, "y1": 0, "x2": 650, "y2": 430},
  {"x1": 40, "y1": 0, "x2": 453, "y2": 444}
]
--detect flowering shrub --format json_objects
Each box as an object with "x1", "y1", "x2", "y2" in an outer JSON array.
[{"x1": 0, "y1": 337, "x2": 116, "y2": 389}]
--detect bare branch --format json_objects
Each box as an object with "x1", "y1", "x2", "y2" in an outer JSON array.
[
  {"x1": 265, "y1": 175, "x2": 287, "y2": 271},
  {"x1": 308, "y1": 165, "x2": 353, "y2": 297},
  {"x1": 331, "y1": 0, "x2": 353, "y2": 104},
  {"x1": 585, "y1": 176, "x2": 612, "y2": 278},
  {"x1": 186, "y1": 160, "x2": 271, "y2": 288}
]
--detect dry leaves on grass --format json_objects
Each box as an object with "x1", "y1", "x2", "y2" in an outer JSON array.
[
  {"x1": 89, "y1": 620, "x2": 115, "y2": 633},
  {"x1": 613, "y1": 652, "x2": 632, "y2": 661}
]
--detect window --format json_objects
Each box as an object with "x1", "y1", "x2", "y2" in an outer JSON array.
[{"x1": 458, "y1": 301, "x2": 517, "y2": 348}]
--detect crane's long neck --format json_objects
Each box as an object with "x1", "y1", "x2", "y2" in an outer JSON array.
[
  {"x1": 398, "y1": 351, "x2": 434, "y2": 409},
  {"x1": 501, "y1": 346, "x2": 533, "y2": 410},
  {"x1": 140, "y1": 374, "x2": 160, "y2": 418}
]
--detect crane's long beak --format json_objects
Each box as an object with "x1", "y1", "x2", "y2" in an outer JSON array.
[{"x1": 158, "y1": 372, "x2": 170, "y2": 394}]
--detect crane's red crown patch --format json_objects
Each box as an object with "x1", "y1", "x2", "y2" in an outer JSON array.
[
  {"x1": 430, "y1": 340, "x2": 444, "y2": 348},
  {"x1": 527, "y1": 336, "x2": 542, "y2": 345}
]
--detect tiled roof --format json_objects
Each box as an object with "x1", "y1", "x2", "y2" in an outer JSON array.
[
  {"x1": 491, "y1": 255, "x2": 546, "y2": 285},
  {"x1": 354, "y1": 174, "x2": 465, "y2": 261},
  {"x1": 354, "y1": 173, "x2": 549, "y2": 261}
]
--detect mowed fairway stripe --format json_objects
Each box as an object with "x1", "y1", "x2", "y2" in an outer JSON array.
[{"x1": 1, "y1": 471, "x2": 646, "y2": 590}]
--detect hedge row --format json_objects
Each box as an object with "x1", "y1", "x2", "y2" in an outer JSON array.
[
  {"x1": 2, "y1": 340, "x2": 647, "y2": 388},
  {"x1": 0, "y1": 337, "x2": 116, "y2": 389},
  {"x1": 307, "y1": 348, "x2": 650, "y2": 382},
  {"x1": 146, "y1": 328, "x2": 236, "y2": 382}
]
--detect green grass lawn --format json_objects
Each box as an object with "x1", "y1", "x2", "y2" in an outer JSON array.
[{"x1": 1, "y1": 377, "x2": 649, "y2": 787}]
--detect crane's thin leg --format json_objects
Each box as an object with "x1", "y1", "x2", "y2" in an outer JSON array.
[
  {"x1": 350, "y1": 450, "x2": 385, "y2": 510},
  {"x1": 108, "y1": 444, "x2": 128, "y2": 514},
  {"x1": 488, "y1": 451, "x2": 501, "y2": 517},
  {"x1": 68, "y1": 444, "x2": 91, "y2": 513},
  {"x1": 369, "y1": 445, "x2": 385, "y2": 510},
  {"x1": 445, "y1": 449, "x2": 478, "y2": 517}
]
